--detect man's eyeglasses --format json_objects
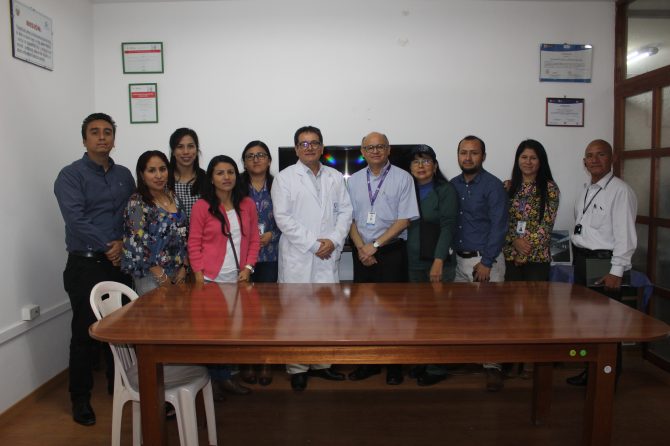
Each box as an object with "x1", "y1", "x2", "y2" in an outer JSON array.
[
  {"x1": 297, "y1": 140, "x2": 323, "y2": 150},
  {"x1": 362, "y1": 144, "x2": 389, "y2": 153},
  {"x1": 411, "y1": 159, "x2": 434, "y2": 167},
  {"x1": 244, "y1": 153, "x2": 269, "y2": 161}
]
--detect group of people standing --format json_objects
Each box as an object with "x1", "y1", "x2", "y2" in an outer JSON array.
[{"x1": 55, "y1": 113, "x2": 637, "y2": 426}]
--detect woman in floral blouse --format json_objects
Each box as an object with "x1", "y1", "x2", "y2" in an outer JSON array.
[
  {"x1": 238, "y1": 141, "x2": 280, "y2": 386},
  {"x1": 122, "y1": 150, "x2": 188, "y2": 295},
  {"x1": 240, "y1": 140, "x2": 280, "y2": 283},
  {"x1": 503, "y1": 139, "x2": 560, "y2": 281}
]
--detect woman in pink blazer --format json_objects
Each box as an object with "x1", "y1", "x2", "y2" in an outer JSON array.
[
  {"x1": 189, "y1": 155, "x2": 260, "y2": 284},
  {"x1": 188, "y1": 154, "x2": 261, "y2": 398}
]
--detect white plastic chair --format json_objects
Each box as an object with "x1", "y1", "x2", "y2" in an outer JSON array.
[{"x1": 90, "y1": 281, "x2": 217, "y2": 446}]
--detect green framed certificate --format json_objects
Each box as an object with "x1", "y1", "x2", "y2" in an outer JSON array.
[
  {"x1": 122, "y1": 42, "x2": 164, "y2": 74},
  {"x1": 129, "y1": 83, "x2": 158, "y2": 124}
]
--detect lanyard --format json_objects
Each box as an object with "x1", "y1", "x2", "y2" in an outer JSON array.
[
  {"x1": 582, "y1": 174, "x2": 613, "y2": 214},
  {"x1": 366, "y1": 164, "x2": 392, "y2": 208}
]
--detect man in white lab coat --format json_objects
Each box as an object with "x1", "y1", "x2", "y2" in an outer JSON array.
[{"x1": 271, "y1": 125, "x2": 353, "y2": 391}]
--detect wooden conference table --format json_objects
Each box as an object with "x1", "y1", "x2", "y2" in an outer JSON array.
[{"x1": 90, "y1": 281, "x2": 669, "y2": 446}]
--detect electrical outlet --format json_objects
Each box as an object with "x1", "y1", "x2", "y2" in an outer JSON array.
[{"x1": 21, "y1": 304, "x2": 40, "y2": 321}]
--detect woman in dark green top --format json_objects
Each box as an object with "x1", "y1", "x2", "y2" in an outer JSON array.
[
  {"x1": 407, "y1": 145, "x2": 459, "y2": 387},
  {"x1": 407, "y1": 145, "x2": 458, "y2": 282}
]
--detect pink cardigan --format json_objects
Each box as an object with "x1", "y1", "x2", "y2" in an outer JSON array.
[{"x1": 188, "y1": 197, "x2": 260, "y2": 279}]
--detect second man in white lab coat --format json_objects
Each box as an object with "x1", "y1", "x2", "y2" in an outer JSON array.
[{"x1": 271, "y1": 125, "x2": 353, "y2": 391}]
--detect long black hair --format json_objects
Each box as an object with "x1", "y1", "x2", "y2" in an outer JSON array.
[
  {"x1": 508, "y1": 139, "x2": 555, "y2": 222},
  {"x1": 203, "y1": 155, "x2": 248, "y2": 236},
  {"x1": 168, "y1": 127, "x2": 207, "y2": 197},
  {"x1": 135, "y1": 150, "x2": 172, "y2": 206},
  {"x1": 240, "y1": 140, "x2": 274, "y2": 190}
]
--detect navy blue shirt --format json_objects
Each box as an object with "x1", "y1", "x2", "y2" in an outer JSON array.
[
  {"x1": 451, "y1": 169, "x2": 508, "y2": 268},
  {"x1": 54, "y1": 153, "x2": 135, "y2": 253}
]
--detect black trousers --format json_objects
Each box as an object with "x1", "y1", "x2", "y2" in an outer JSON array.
[
  {"x1": 572, "y1": 246, "x2": 628, "y2": 379},
  {"x1": 504, "y1": 261, "x2": 551, "y2": 281},
  {"x1": 63, "y1": 254, "x2": 131, "y2": 403},
  {"x1": 352, "y1": 240, "x2": 408, "y2": 283}
]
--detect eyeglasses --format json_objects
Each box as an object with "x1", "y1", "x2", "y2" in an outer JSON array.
[
  {"x1": 362, "y1": 144, "x2": 389, "y2": 153},
  {"x1": 244, "y1": 152, "x2": 269, "y2": 161},
  {"x1": 297, "y1": 140, "x2": 323, "y2": 150},
  {"x1": 411, "y1": 159, "x2": 434, "y2": 167}
]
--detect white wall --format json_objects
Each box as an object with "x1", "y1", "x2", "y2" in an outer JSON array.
[
  {"x1": 0, "y1": 0, "x2": 94, "y2": 413},
  {"x1": 94, "y1": 0, "x2": 615, "y2": 231},
  {"x1": 0, "y1": 0, "x2": 615, "y2": 413}
]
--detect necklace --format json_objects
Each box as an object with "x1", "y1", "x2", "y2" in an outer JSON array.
[{"x1": 154, "y1": 193, "x2": 172, "y2": 209}]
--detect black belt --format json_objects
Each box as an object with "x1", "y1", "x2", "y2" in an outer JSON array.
[
  {"x1": 572, "y1": 244, "x2": 612, "y2": 259},
  {"x1": 69, "y1": 251, "x2": 107, "y2": 260},
  {"x1": 456, "y1": 250, "x2": 481, "y2": 259}
]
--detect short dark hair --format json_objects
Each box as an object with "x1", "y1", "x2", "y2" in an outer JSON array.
[
  {"x1": 294, "y1": 126, "x2": 323, "y2": 146},
  {"x1": 81, "y1": 113, "x2": 116, "y2": 140},
  {"x1": 458, "y1": 135, "x2": 486, "y2": 155},
  {"x1": 135, "y1": 150, "x2": 172, "y2": 205}
]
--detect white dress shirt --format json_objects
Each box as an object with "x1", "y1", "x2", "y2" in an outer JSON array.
[{"x1": 571, "y1": 170, "x2": 638, "y2": 277}]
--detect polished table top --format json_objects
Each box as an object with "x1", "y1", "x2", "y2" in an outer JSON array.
[{"x1": 91, "y1": 281, "x2": 669, "y2": 346}]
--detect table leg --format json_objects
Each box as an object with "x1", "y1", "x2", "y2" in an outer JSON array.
[
  {"x1": 136, "y1": 345, "x2": 167, "y2": 445},
  {"x1": 582, "y1": 343, "x2": 617, "y2": 446},
  {"x1": 531, "y1": 362, "x2": 553, "y2": 425}
]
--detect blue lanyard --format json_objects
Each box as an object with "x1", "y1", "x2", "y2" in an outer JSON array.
[{"x1": 366, "y1": 164, "x2": 392, "y2": 209}]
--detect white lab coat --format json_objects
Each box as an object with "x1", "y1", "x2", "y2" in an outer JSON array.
[{"x1": 272, "y1": 162, "x2": 353, "y2": 283}]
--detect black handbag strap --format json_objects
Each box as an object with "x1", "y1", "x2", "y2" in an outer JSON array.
[{"x1": 225, "y1": 231, "x2": 240, "y2": 272}]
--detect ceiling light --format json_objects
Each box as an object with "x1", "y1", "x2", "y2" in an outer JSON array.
[{"x1": 627, "y1": 47, "x2": 659, "y2": 64}]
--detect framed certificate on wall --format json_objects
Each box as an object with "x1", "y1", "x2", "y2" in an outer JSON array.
[
  {"x1": 129, "y1": 83, "x2": 158, "y2": 123},
  {"x1": 546, "y1": 98, "x2": 584, "y2": 127},
  {"x1": 122, "y1": 42, "x2": 163, "y2": 74}
]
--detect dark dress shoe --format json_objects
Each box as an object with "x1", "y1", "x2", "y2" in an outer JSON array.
[
  {"x1": 386, "y1": 366, "x2": 404, "y2": 385},
  {"x1": 291, "y1": 373, "x2": 307, "y2": 391},
  {"x1": 221, "y1": 378, "x2": 252, "y2": 395},
  {"x1": 72, "y1": 401, "x2": 96, "y2": 426},
  {"x1": 485, "y1": 368, "x2": 504, "y2": 392},
  {"x1": 258, "y1": 364, "x2": 273, "y2": 386},
  {"x1": 566, "y1": 369, "x2": 588, "y2": 386},
  {"x1": 240, "y1": 365, "x2": 257, "y2": 385},
  {"x1": 417, "y1": 373, "x2": 446, "y2": 387},
  {"x1": 409, "y1": 365, "x2": 426, "y2": 379},
  {"x1": 309, "y1": 368, "x2": 346, "y2": 381},
  {"x1": 348, "y1": 365, "x2": 382, "y2": 381}
]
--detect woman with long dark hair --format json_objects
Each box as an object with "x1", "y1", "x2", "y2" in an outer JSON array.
[
  {"x1": 168, "y1": 128, "x2": 207, "y2": 221},
  {"x1": 189, "y1": 155, "x2": 260, "y2": 284},
  {"x1": 122, "y1": 150, "x2": 188, "y2": 295},
  {"x1": 503, "y1": 139, "x2": 560, "y2": 281},
  {"x1": 188, "y1": 155, "x2": 261, "y2": 398}
]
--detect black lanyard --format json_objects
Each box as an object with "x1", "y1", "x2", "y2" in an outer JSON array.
[{"x1": 582, "y1": 174, "x2": 613, "y2": 215}]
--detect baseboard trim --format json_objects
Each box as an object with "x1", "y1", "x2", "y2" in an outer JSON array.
[{"x1": 0, "y1": 369, "x2": 68, "y2": 427}]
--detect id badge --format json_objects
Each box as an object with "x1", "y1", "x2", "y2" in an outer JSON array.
[
  {"x1": 516, "y1": 221, "x2": 527, "y2": 235},
  {"x1": 366, "y1": 212, "x2": 376, "y2": 226}
]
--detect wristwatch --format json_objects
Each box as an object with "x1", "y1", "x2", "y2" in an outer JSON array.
[
  {"x1": 372, "y1": 240, "x2": 381, "y2": 249},
  {"x1": 245, "y1": 264, "x2": 255, "y2": 274}
]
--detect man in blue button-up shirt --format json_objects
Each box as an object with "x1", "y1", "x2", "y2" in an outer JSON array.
[
  {"x1": 54, "y1": 113, "x2": 134, "y2": 426},
  {"x1": 451, "y1": 135, "x2": 509, "y2": 391}
]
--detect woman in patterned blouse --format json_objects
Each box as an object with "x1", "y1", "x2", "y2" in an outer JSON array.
[
  {"x1": 122, "y1": 150, "x2": 188, "y2": 295},
  {"x1": 239, "y1": 141, "x2": 280, "y2": 386},
  {"x1": 503, "y1": 139, "x2": 560, "y2": 281},
  {"x1": 240, "y1": 140, "x2": 280, "y2": 283},
  {"x1": 168, "y1": 128, "x2": 207, "y2": 221}
]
